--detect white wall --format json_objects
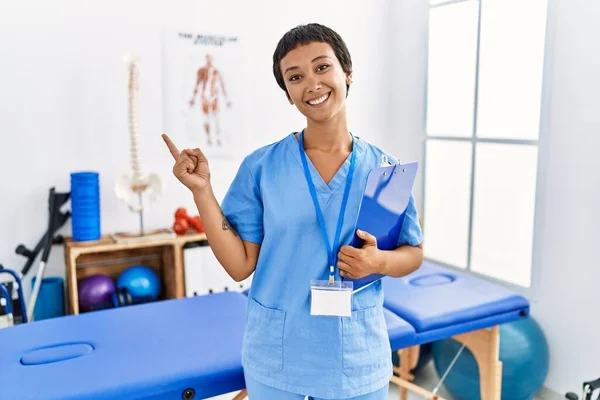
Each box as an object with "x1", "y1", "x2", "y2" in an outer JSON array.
[
  {"x1": 532, "y1": 0, "x2": 600, "y2": 393},
  {"x1": 388, "y1": 0, "x2": 600, "y2": 395},
  {"x1": 0, "y1": 0, "x2": 391, "y2": 285},
  {"x1": 385, "y1": 0, "x2": 429, "y2": 207}
]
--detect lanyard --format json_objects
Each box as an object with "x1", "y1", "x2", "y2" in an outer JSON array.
[{"x1": 298, "y1": 130, "x2": 356, "y2": 285}]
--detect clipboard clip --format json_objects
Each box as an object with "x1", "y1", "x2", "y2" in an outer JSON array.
[{"x1": 380, "y1": 154, "x2": 400, "y2": 167}]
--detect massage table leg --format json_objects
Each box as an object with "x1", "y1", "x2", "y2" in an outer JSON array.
[
  {"x1": 389, "y1": 326, "x2": 502, "y2": 400},
  {"x1": 390, "y1": 377, "x2": 446, "y2": 400},
  {"x1": 392, "y1": 345, "x2": 419, "y2": 400},
  {"x1": 232, "y1": 389, "x2": 248, "y2": 400},
  {"x1": 389, "y1": 344, "x2": 447, "y2": 400},
  {"x1": 453, "y1": 325, "x2": 502, "y2": 400},
  {"x1": 391, "y1": 345, "x2": 448, "y2": 400}
]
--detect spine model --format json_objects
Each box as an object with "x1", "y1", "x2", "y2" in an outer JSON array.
[
  {"x1": 115, "y1": 52, "x2": 162, "y2": 236},
  {"x1": 126, "y1": 53, "x2": 144, "y2": 190}
]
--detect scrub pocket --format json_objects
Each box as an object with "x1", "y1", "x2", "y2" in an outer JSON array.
[
  {"x1": 242, "y1": 297, "x2": 286, "y2": 373},
  {"x1": 341, "y1": 305, "x2": 389, "y2": 379}
]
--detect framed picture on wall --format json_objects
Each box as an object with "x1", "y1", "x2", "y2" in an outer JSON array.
[{"x1": 162, "y1": 28, "x2": 248, "y2": 159}]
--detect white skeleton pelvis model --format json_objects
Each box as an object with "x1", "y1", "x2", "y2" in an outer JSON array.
[{"x1": 115, "y1": 52, "x2": 162, "y2": 213}]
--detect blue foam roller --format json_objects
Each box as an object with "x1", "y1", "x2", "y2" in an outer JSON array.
[{"x1": 70, "y1": 171, "x2": 101, "y2": 241}]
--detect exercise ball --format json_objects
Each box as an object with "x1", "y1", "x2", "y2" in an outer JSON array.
[
  {"x1": 392, "y1": 342, "x2": 433, "y2": 373},
  {"x1": 117, "y1": 265, "x2": 160, "y2": 302},
  {"x1": 78, "y1": 275, "x2": 116, "y2": 312},
  {"x1": 432, "y1": 317, "x2": 549, "y2": 400}
]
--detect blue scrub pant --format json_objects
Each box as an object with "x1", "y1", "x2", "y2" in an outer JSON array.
[{"x1": 244, "y1": 374, "x2": 389, "y2": 400}]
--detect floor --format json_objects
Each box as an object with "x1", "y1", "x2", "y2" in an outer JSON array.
[{"x1": 207, "y1": 361, "x2": 456, "y2": 400}]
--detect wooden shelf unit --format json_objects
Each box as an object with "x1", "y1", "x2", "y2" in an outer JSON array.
[{"x1": 64, "y1": 231, "x2": 207, "y2": 315}]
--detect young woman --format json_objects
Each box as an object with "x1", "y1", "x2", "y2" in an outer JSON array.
[{"x1": 163, "y1": 23, "x2": 424, "y2": 400}]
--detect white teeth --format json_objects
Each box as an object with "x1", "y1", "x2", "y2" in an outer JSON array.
[{"x1": 308, "y1": 93, "x2": 329, "y2": 105}]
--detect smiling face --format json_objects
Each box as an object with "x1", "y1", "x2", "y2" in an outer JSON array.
[{"x1": 280, "y1": 41, "x2": 352, "y2": 124}]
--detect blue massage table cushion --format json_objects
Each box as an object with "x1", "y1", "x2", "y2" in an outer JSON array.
[
  {"x1": 383, "y1": 307, "x2": 416, "y2": 350},
  {"x1": 382, "y1": 261, "x2": 530, "y2": 343},
  {"x1": 0, "y1": 292, "x2": 248, "y2": 400}
]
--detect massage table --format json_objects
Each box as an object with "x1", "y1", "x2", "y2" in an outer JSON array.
[
  {"x1": 0, "y1": 292, "x2": 249, "y2": 400},
  {"x1": 0, "y1": 261, "x2": 529, "y2": 400},
  {"x1": 382, "y1": 261, "x2": 530, "y2": 400}
]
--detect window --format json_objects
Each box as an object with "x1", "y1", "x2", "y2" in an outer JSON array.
[{"x1": 423, "y1": 0, "x2": 549, "y2": 288}]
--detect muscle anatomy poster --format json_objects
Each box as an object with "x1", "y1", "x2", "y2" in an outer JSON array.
[{"x1": 162, "y1": 30, "x2": 246, "y2": 158}]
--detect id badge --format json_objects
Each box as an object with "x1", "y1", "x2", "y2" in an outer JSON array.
[{"x1": 310, "y1": 280, "x2": 353, "y2": 317}]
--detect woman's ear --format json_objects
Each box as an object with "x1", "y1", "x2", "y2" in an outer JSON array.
[{"x1": 346, "y1": 74, "x2": 353, "y2": 85}]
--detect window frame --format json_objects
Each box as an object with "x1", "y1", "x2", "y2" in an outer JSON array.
[{"x1": 420, "y1": 0, "x2": 557, "y2": 299}]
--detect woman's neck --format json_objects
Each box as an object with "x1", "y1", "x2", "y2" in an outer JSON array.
[{"x1": 303, "y1": 114, "x2": 352, "y2": 154}]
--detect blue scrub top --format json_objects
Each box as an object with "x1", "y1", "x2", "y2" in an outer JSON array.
[{"x1": 221, "y1": 132, "x2": 423, "y2": 399}]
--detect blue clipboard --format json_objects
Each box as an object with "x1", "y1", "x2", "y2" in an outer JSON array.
[{"x1": 343, "y1": 161, "x2": 418, "y2": 292}]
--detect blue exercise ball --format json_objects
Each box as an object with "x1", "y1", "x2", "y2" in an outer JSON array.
[
  {"x1": 432, "y1": 317, "x2": 549, "y2": 400},
  {"x1": 117, "y1": 265, "x2": 160, "y2": 302}
]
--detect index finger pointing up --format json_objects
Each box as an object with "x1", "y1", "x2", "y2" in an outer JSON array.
[{"x1": 162, "y1": 133, "x2": 180, "y2": 160}]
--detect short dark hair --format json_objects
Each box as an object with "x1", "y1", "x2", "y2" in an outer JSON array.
[{"x1": 272, "y1": 23, "x2": 353, "y2": 97}]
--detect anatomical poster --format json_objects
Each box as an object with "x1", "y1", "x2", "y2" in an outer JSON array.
[{"x1": 162, "y1": 29, "x2": 247, "y2": 159}]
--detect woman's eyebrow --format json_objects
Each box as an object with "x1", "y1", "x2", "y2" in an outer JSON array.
[
  {"x1": 284, "y1": 65, "x2": 299, "y2": 75},
  {"x1": 284, "y1": 55, "x2": 332, "y2": 75},
  {"x1": 311, "y1": 55, "x2": 331, "y2": 63}
]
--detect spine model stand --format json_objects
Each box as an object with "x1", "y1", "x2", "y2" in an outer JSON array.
[{"x1": 115, "y1": 53, "x2": 162, "y2": 236}]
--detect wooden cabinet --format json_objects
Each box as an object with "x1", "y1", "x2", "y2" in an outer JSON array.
[{"x1": 63, "y1": 232, "x2": 207, "y2": 315}]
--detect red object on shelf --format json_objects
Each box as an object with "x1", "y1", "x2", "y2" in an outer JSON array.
[
  {"x1": 174, "y1": 207, "x2": 188, "y2": 220},
  {"x1": 189, "y1": 216, "x2": 204, "y2": 233},
  {"x1": 172, "y1": 218, "x2": 189, "y2": 235},
  {"x1": 172, "y1": 207, "x2": 204, "y2": 234}
]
